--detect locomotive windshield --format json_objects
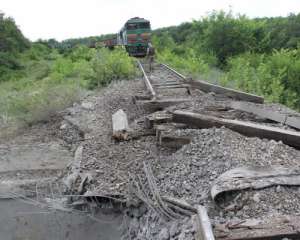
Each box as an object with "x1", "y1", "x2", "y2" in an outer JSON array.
[
  {"x1": 126, "y1": 22, "x2": 150, "y2": 30},
  {"x1": 127, "y1": 23, "x2": 138, "y2": 30},
  {"x1": 139, "y1": 22, "x2": 150, "y2": 29}
]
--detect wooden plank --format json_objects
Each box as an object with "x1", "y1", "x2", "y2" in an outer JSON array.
[
  {"x1": 211, "y1": 166, "x2": 300, "y2": 202},
  {"x1": 137, "y1": 60, "x2": 156, "y2": 99},
  {"x1": 230, "y1": 101, "x2": 300, "y2": 130},
  {"x1": 132, "y1": 95, "x2": 152, "y2": 104},
  {"x1": 112, "y1": 109, "x2": 129, "y2": 140},
  {"x1": 214, "y1": 216, "x2": 300, "y2": 240},
  {"x1": 287, "y1": 117, "x2": 300, "y2": 130},
  {"x1": 172, "y1": 110, "x2": 300, "y2": 149},
  {"x1": 153, "y1": 82, "x2": 181, "y2": 87},
  {"x1": 195, "y1": 205, "x2": 215, "y2": 240},
  {"x1": 137, "y1": 98, "x2": 191, "y2": 111},
  {"x1": 155, "y1": 84, "x2": 190, "y2": 90},
  {"x1": 145, "y1": 112, "x2": 173, "y2": 129},
  {"x1": 155, "y1": 123, "x2": 188, "y2": 142},
  {"x1": 161, "y1": 63, "x2": 264, "y2": 104}
]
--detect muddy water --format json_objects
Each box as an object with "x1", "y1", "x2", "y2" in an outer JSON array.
[{"x1": 0, "y1": 199, "x2": 122, "y2": 240}]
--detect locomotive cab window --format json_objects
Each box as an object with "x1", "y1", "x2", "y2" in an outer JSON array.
[
  {"x1": 126, "y1": 23, "x2": 138, "y2": 30},
  {"x1": 139, "y1": 22, "x2": 150, "y2": 29}
]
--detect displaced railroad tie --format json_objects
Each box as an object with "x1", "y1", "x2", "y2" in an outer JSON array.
[
  {"x1": 144, "y1": 111, "x2": 173, "y2": 129},
  {"x1": 211, "y1": 166, "x2": 300, "y2": 203},
  {"x1": 230, "y1": 101, "x2": 300, "y2": 130},
  {"x1": 155, "y1": 123, "x2": 188, "y2": 143},
  {"x1": 112, "y1": 109, "x2": 130, "y2": 141},
  {"x1": 161, "y1": 63, "x2": 264, "y2": 104},
  {"x1": 132, "y1": 95, "x2": 152, "y2": 104},
  {"x1": 214, "y1": 216, "x2": 300, "y2": 240},
  {"x1": 195, "y1": 205, "x2": 215, "y2": 240},
  {"x1": 172, "y1": 110, "x2": 300, "y2": 149}
]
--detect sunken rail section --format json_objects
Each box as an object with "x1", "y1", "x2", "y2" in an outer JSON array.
[{"x1": 161, "y1": 63, "x2": 264, "y2": 104}]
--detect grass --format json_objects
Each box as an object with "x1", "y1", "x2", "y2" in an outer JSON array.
[{"x1": 0, "y1": 46, "x2": 137, "y2": 136}]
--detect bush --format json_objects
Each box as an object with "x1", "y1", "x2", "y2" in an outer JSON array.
[
  {"x1": 88, "y1": 48, "x2": 136, "y2": 89},
  {"x1": 223, "y1": 49, "x2": 300, "y2": 110},
  {"x1": 0, "y1": 44, "x2": 138, "y2": 129},
  {"x1": 200, "y1": 11, "x2": 260, "y2": 65},
  {"x1": 0, "y1": 77, "x2": 81, "y2": 126},
  {"x1": 156, "y1": 48, "x2": 210, "y2": 79}
]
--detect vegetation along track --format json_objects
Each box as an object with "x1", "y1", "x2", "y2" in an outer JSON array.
[{"x1": 131, "y1": 59, "x2": 300, "y2": 240}]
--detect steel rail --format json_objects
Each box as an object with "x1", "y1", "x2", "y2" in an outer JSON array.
[
  {"x1": 161, "y1": 63, "x2": 264, "y2": 104},
  {"x1": 137, "y1": 60, "x2": 156, "y2": 99},
  {"x1": 195, "y1": 205, "x2": 215, "y2": 240}
]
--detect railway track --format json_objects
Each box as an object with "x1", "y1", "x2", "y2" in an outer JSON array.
[
  {"x1": 134, "y1": 59, "x2": 300, "y2": 240},
  {"x1": 137, "y1": 60, "x2": 192, "y2": 100}
]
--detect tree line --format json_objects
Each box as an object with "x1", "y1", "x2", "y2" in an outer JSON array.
[
  {"x1": 152, "y1": 11, "x2": 300, "y2": 110},
  {"x1": 0, "y1": 12, "x2": 30, "y2": 77},
  {"x1": 1, "y1": 10, "x2": 300, "y2": 110}
]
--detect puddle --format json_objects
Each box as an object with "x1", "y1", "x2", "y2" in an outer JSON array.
[{"x1": 0, "y1": 199, "x2": 122, "y2": 240}]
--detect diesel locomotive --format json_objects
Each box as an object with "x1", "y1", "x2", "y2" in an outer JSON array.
[{"x1": 101, "y1": 17, "x2": 152, "y2": 57}]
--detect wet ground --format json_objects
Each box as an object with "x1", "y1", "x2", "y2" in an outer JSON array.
[
  {"x1": 0, "y1": 199, "x2": 122, "y2": 240},
  {"x1": 0, "y1": 112, "x2": 123, "y2": 239}
]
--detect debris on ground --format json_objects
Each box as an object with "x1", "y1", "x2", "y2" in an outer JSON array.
[{"x1": 2, "y1": 63, "x2": 300, "y2": 240}]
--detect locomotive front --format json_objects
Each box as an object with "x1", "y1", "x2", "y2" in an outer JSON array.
[{"x1": 119, "y1": 17, "x2": 151, "y2": 57}]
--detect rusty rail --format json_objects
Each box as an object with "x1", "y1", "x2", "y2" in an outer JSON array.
[{"x1": 137, "y1": 60, "x2": 156, "y2": 99}]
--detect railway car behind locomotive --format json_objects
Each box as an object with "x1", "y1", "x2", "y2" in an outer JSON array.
[
  {"x1": 102, "y1": 37, "x2": 117, "y2": 50},
  {"x1": 117, "y1": 17, "x2": 151, "y2": 57}
]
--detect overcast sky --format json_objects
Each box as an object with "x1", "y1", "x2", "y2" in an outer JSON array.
[{"x1": 1, "y1": 0, "x2": 300, "y2": 41}]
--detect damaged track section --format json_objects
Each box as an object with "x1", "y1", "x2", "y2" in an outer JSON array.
[
  {"x1": 129, "y1": 61, "x2": 300, "y2": 239},
  {"x1": 41, "y1": 60, "x2": 300, "y2": 240},
  {"x1": 173, "y1": 110, "x2": 300, "y2": 149}
]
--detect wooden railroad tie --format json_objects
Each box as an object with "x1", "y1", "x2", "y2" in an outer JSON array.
[
  {"x1": 230, "y1": 101, "x2": 300, "y2": 130},
  {"x1": 172, "y1": 110, "x2": 300, "y2": 149},
  {"x1": 214, "y1": 215, "x2": 300, "y2": 240},
  {"x1": 136, "y1": 98, "x2": 191, "y2": 111},
  {"x1": 144, "y1": 111, "x2": 173, "y2": 129}
]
